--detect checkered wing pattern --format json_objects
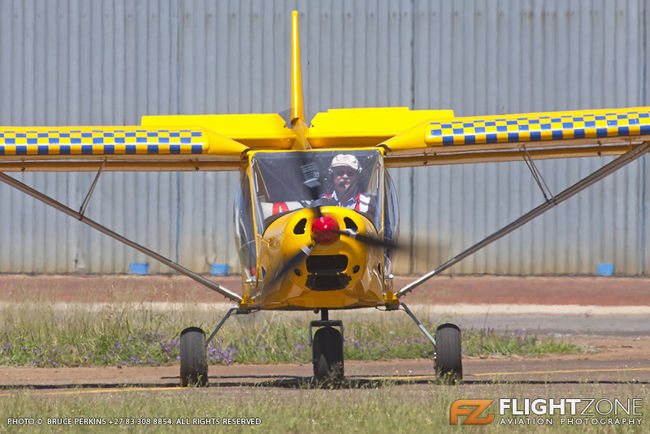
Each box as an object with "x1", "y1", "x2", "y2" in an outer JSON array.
[
  {"x1": 0, "y1": 128, "x2": 207, "y2": 156},
  {"x1": 426, "y1": 108, "x2": 650, "y2": 147}
]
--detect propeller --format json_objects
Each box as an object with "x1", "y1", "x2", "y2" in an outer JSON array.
[
  {"x1": 265, "y1": 151, "x2": 400, "y2": 288},
  {"x1": 272, "y1": 243, "x2": 315, "y2": 283},
  {"x1": 337, "y1": 229, "x2": 398, "y2": 249},
  {"x1": 267, "y1": 215, "x2": 401, "y2": 288}
]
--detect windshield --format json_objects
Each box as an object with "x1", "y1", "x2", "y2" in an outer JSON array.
[{"x1": 250, "y1": 149, "x2": 384, "y2": 231}]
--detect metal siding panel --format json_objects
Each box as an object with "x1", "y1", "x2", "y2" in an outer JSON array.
[
  {"x1": 405, "y1": 0, "x2": 648, "y2": 276},
  {"x1": 645, "y1": 155, "x2": 650, "y2": 274},
  {"x1": 0, "y1": 1, "x2": 182, "y2": 274},
  {"x1": 0, "y1": 0, "x2": 648, "y2": 276},
  {"x1": 0, "y1": 1, "x2": 10, "y2": 123}
]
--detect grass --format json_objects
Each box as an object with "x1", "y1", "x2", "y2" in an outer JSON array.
[
  {"x1": 0, "y1": 303, "x2": 644, "y2": 433},
  {"x1": 0, "y1": 303, "x2": 579, "y2": 368},
  {"x1": 0, "y1": 383, "x2": 647, "y2": 433}
]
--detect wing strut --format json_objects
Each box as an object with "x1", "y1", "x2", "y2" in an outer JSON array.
[
  {"x1": 0, "y1": 171, "x2": 242, "y2": 303},
  {"x1": 79, "y1": 160, "x2": 105, "y2": 218},
  {"x1": 521, "y1": 146, "x2": 554, "y2": 202},
  {"x1": 397, "y1": 142, "x2": 650, "y2": 298}
]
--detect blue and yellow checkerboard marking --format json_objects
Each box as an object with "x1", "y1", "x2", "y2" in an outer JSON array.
[
  {"x1": 0, "y1": 129, "x2": 207, "y2": 156},
  {"x1": 426, "y1": 110, "x2": 650, "y2": 146}
]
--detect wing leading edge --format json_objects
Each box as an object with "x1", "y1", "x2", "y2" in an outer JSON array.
[
  {"x1": 2, "y1": 7, "x2": 649, "y2": 172},
  {"x1": 3, "y1": 107, "x2": 650, "y2": 171},
  {"x1": 0, "y1": 126, "x2": 247, "y2": 172},
  {"x1": 383, "y1": 107, "x2": 650, "y2": 167}
]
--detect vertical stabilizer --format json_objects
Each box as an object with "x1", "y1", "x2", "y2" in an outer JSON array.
[
  {"x1": 290, "y1": 11, "x2": 310, "y2": 149},
  {"x1": 291, "y1": 11, "x2": 305, "y2": 124}
]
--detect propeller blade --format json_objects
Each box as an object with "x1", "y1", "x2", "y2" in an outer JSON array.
[
  {"x1": 267, "y1": 229, "x2": 400, "y2": 290},
  {"x1": 338, "y1": 230, "x2": 398, "y2": 249},
  {"x1": 268, "y1": 243, "x2": 314, "y2": 287}
]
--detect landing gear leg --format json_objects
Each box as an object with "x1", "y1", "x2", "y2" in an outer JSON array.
[
  {"x1": 400, "y1": 302, "x2": 462, "y2": 383},
  {"x1": 310, "y1": 309, "x2": 344, "y2": 382}
]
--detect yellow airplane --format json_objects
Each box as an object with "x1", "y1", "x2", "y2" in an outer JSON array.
[{"x1": 1, "y1": 11, "x2": 650, "y2": 386}]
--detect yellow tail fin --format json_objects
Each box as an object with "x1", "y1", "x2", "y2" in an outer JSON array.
[
  {"x1": 290, "y1": 11, "x2": 305, "y2": 125},
  {"x1": 290, "y1": 11, "x2": 310, "y2": 149}
]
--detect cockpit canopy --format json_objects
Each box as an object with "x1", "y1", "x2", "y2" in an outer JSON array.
[
  {"x1": 250, "y1": 149, "x2": 384, "y2": 230},
  {"x1": 234, "y1": 148, "x2": 397, "y2": 282}
]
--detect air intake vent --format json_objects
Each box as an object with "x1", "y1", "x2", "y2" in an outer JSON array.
[
  {"x1": 305, "y1": 255, "x2": 350, "y2": 291},
  {"x1": 293, "y1": 218, "x2": 307, "y2": 234},
  {"x1": 306, "y1": 274, "x2": 351, "y2": 291},
  {"x1": 306, "y1": 255, "x2": 348, "y2": 273},
  {"x1": 343, "y1": 217, "x2": 358, "y2": 231}
]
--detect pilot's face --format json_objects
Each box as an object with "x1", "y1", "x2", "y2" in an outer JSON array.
[{"x1": 332, "y1": 166, "x2": 357, "y2": 196}]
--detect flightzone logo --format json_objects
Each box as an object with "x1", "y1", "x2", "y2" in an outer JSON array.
[
  {"x1": 449, "y1": 400, "x2": 495, "y2": 425},
  {"x1": 450, "y1": 398, "x2": 644, "y2": 426}
]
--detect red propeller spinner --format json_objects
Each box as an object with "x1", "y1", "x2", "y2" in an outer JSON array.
[{"x1": 311, "y1": 215, "x2": 339, "y2": 244}]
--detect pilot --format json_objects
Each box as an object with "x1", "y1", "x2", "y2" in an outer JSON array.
[{"x1": 323, "y1": 154, "x2": 372, "y2": 213}]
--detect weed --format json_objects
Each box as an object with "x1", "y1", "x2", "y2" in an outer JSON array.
[{"x1": 0, "y1": 303, "x2": 580, "y2": 367}]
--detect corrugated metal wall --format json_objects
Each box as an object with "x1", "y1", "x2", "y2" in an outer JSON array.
[
  {"x1": 0, "y1": 0, "x2": 648, "y2": 275},
  {"x1": 405, "y1": 0, "x2": 650, "y2": 276}
]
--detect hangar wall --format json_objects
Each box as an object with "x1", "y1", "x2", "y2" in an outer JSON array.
[{"x1": 0, "y1": 0, "x2": 648, "y2": 276}]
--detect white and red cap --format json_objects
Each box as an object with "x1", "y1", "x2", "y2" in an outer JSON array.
[{"x1": 330, "y1": 154, "x2": 359, "y2": 171}]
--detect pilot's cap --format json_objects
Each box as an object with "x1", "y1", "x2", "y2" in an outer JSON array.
[{"x1": 330, "y1": 154, "x2": 360, "y2": 171}]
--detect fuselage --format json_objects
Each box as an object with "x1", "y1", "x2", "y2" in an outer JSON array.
[{"x1": 233, "y1": 149, "x2": 399, "y2": 310}]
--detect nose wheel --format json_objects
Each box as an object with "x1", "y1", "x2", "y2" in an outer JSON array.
[
  {"x1": 312, "y1": 326, "x2": 344, "y2": 380},
  {"x1": 310, "y1": 310, "x2": 344, "y2": 382}
]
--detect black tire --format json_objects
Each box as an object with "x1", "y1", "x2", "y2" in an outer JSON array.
[
  {"x1": 434, "y1": 323, "x2": 462, "y2": 383},
  {"x1": 180, "y1": 327, "x2": 208, "y2": 387},
  {"x1": 312, "y1": 326, "x2": 344, "y2": 382}
]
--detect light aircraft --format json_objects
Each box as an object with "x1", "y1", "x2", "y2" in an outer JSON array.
[{"x1": 1, "y1": 11, "x2": 649, "y2": 386}]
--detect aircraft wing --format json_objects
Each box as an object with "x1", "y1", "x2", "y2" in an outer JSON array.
[
  {"x1": 0, "y1": 125, "x2": 248, "y2": 172},
  {"x1": 4, "y1": 107, "x2": 650, "y2": 171},
  {"x1": 307, "y1": 107, "x2": 454, "y2": 147},
  {"x1": 380, "y1": 107, "x2": 650, "y2": 167}
]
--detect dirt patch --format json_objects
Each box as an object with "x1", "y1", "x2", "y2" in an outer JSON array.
[
  {"x1": 0, "y1": 336, "x2": 647, "y2": 389},
  {"x1": 560, "y1": 336, "x2": 650, "y2": 360},
  {"x1": 0, "y1": 275, "x2": 646, "y2": 391},
  {"x1": 391, "y1": 275, "x2": 650, "y2": 306},
  {"x1": 0, "y1": 274, "x2": 647, "y2": 306}
]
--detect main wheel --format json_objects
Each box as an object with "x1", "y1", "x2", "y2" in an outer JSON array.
[
  {"x1": 434, "y1": 323, "x2": 462, "y2": 383},
  {"x1": 180, "y1": 327, "x2": 208, "y2": 387},
  {"x1": 312, "y1": 326, "x2": 344, "y2": 382}
]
